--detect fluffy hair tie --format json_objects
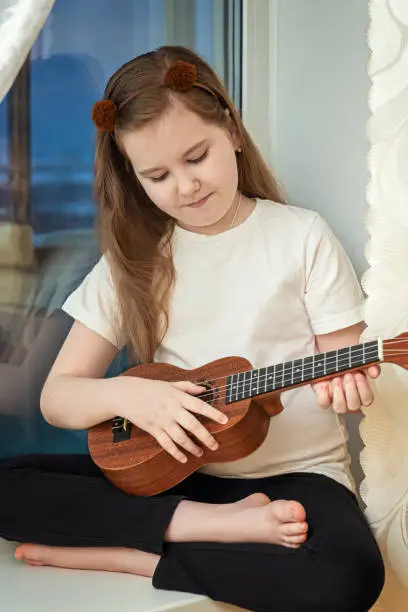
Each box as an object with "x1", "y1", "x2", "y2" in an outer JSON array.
[
  {"x1": 91, "y1": 100, "x2": 117, "y2": 133},
  {"x1": 163, "y1": 61, "x2": 197, "y2": 91}
]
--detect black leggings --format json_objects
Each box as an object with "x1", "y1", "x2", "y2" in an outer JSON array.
[{"x1": 0, "y1": 454, "x2": 384, "y2": 612}]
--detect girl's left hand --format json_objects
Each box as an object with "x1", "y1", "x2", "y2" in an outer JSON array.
[{"x1": 313, "y1": 365, "x2": 381, "y2": 413}]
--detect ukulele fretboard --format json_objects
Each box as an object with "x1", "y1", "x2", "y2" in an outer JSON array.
[{"x1": 226, "y1": 340, "x2": 380, "y2": 403}]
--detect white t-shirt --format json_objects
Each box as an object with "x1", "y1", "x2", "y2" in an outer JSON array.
[{"x1": 62, "y1": 200, "x2": 364, "y2": 490}]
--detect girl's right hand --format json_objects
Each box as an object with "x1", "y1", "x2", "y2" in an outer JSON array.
[{"x1": 119, "y1": 377, "x2": 229, "y2": 463}]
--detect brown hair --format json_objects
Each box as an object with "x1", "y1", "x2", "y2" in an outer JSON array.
[{"x1": 94, "y1": 45, "x2": 285, "y2": 362}]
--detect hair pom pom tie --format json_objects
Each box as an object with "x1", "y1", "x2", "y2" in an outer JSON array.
[
  {"x1": 91, "y1": 100, "x2": 118, "y2": 132},
  {"x1": 163, "y1": 61, "x2": 197, "y2": 92},
  {"x1": 163, "y1": 60, "x2": 221, "y2": 104}
]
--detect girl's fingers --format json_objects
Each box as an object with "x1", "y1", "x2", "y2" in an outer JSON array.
[{"x1": 332, "y1": 378, "x2": 347, "y2": 413}]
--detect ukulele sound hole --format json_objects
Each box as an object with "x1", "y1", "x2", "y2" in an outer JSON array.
[
  {"x1": 196, "y1": 380, "x2": 218, "y2": 405},
  {"x1": 112, "y1": 417, "x2": 132, "y2": 443}
]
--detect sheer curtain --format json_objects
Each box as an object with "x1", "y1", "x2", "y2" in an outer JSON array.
[
  {"x1": 362, "y1": 0, "x2": 408, "y2": 609},
  {"x1": 0, "y1": 0, "x2": 55, "y2": 314},
  {"x1": 0, "y1": 0, "x2": 55, "y2": 102}
]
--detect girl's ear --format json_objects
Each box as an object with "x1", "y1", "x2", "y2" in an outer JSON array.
[{"x1": 225, "y1": 108, "x2": 242, "y2": 151}]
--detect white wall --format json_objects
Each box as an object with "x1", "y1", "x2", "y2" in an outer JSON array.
[
  {"x1": 273, "y1": 0, "x2": 370, "y2": 278},
  {"x1": 271, "y1": 0, "x2": 370, "y2": 485}
]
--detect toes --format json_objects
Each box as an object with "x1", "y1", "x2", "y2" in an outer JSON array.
[
  {"x1": 270, "y1": 500, "x2": 307, "y2": 524},
  {"x1": 15, "y1": 544, "x2": 31, "y2": 561},
  {"x1": 284, "y1": 533, "x2": 307, "y2": 545},
  {"x1": 283, "y1": 521, "x2": 308, "y2": 537},
  {"x1": 15, "y1": 544, "x2": 48, "y2": 565},
  {"x1": 289, "y1": 501, "x2": 306, "y2": 523}
]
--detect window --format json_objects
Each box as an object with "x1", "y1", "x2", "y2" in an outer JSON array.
[{"x1": 0, "y1": 0, "x2": 242, "y2": 246}]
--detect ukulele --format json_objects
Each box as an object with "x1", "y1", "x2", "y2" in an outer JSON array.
[{"x1": 88, "y1": 333, "x2": 408, "y2": 496}]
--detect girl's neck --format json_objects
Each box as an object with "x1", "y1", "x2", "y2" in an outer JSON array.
[{"x1": 177, "y1": 194, "x2": 256, "y2": 237}]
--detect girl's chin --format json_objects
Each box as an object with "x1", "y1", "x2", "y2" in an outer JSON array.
[{"x1": 177, "y1": 214, "x2": 230, "y2": 234}]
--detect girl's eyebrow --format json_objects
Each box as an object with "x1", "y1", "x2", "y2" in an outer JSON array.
[{"x1": 139, "y1": 139, "x2": 208, "y2": 176}]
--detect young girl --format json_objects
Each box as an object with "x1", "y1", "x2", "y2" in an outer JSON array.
[{"x1": 0, "y1": 46, "x2": 384, "y2": 612}]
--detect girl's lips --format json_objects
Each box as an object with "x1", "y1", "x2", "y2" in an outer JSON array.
[{"x1": 188, "y1": 193, "x2": 212, "y2": 208}]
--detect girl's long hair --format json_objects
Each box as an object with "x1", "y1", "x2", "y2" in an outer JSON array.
[{"x1": 94, "y1": 45, "x2": 285, "y2": 362}]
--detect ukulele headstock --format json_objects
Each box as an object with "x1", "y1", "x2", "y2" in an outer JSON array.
[{"x1": 382, "y1": 332, "x2": 408, "y2": 370}]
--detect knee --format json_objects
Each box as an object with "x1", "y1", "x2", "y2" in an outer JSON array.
[
  {"x1": 343, "y1": 554, "x2": 385, "y2": 612},
  {"x1": 303, "y1": 549, "x2": 385, "y2": 612},
  {"x1": 232, "y1": 552, "x2": 385, "y2": 612}
]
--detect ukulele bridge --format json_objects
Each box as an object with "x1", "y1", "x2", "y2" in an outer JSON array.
[{"x1": 112, "y1": 417, "x2": 132, "y2": 443}]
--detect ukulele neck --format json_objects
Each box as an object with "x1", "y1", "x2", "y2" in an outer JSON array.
[{"x1": 226, "y1": 339, "x2": 382, "y2": 403}]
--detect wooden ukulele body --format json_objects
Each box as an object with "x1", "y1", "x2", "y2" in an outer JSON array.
[{"x1": 88, "y1": 356, "x2": 283, "y2": 496}]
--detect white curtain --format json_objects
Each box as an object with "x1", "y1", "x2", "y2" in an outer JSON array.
[
  {"x1": 362, "y1": 0, "x2": 408, "y2": 610},
  {"x1": 0, "y1": 0, "x2": 55, "y2": 103}
]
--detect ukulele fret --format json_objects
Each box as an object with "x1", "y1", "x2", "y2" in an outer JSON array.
[
  {"x1": 230, "y1": 373, "x2": 238, "y2": 402},
  {"x1": 251, "y1": 370, "x2": 259, "y2": 395},
  {"x1": 283, "y1": 361, "x2": 292, "y2": 387},
  {"x1": 293, "y1": 359, "x2": 303, "y2": 384},
  {"x1": 244, "y1": 371, "x2": 252, "y2": 398},
  {"x1": 236, "y1": 372, "x2": 244, "y2": 400},
  {"x1": 275, "y1": 363, "x2": 283, "y2": 388},
  {"x1": 260, "y1": 367, "x2": 267, "y2": 394},
  {"x1": 266, "y1": 365, "x2": 275, "y2": 391}
]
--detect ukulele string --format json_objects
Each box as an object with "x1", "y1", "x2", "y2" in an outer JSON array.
[{"x1": 195, "y1": 346, "x2": 394, "y2": 404}]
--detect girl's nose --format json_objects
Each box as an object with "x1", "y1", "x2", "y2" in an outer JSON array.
[{"x1": 178, "y1": 174, "x2": 201, "y2": 198}]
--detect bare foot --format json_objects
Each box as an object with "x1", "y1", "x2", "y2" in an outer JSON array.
[
  {"x1": 14, "y1": 544, "x2": 159, "y2": 576},
  {"x1": 166, "y1": 493, "x2": 308, "y2": 548},
  {"x1": 218, "y1": 497, "x2": 308, "y2": 548},
  {"x1": 255, "y1": 499, "x2": 308, "y2": 548}
]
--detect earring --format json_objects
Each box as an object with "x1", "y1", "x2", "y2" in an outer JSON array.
[{"x1": 236, "y1": 147, "x2": 242, "y2": 154}]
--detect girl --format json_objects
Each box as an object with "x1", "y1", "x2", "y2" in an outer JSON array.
[{"x1": 0, "y1": 46, "x2": 384, "y2": 612}]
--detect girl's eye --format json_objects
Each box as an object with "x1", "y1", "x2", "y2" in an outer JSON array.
[
  {"x1": 151, "y1": 172, "x2": 169, "y2": 183},
  {"x1": 188, "y1": 150, "x2": 209, "y2": 164},
  {"x1": 148, "y1": 150, "x2": 208, "y2": 182}
]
